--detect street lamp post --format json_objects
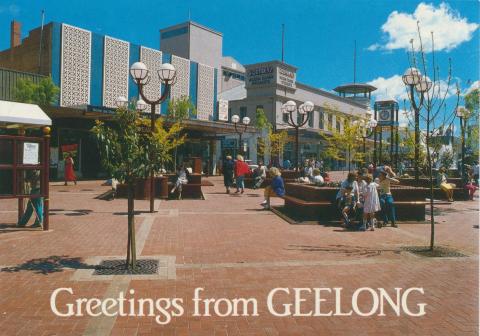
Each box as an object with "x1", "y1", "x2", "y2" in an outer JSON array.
[
  {"x1": 358, "y1": 119, "x2": 378, "y2": 164},
  {"x1": 402, "y1": 67, "x2": 432, "y2": 181},
  {"x1": 124, "y1": 61, "x2": 176, "y2": 213},
  {"x1": 455, "y1": 106, "x2": 469, "y2": 180},
  {"x1": 231, "y1": 115, "x2": 251, "y2": 156},
  {"x1": 282, "y1": 100, "x2": 315, "y2": 171}
]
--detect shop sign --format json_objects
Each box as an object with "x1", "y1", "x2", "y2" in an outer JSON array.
[{"x1": 218, "y1": 99, "x2": 229, "y2": 121}]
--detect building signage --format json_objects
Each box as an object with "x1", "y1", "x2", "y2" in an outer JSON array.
[
  {"x1": 277, "y1": 67, "x2": 296, "y2": 89},
  {"x1": 247, "y1": 66, "x2": 275, "y2": 86},
  {"x1": 218, "y1": 99, "x2": 229, "y2": 121},
  {"x1": 23, "y1": 142, "x2": 39, "y2": 165},
  {"x1": 246, "y1": 63, "x2": 296, "y2": 89}
]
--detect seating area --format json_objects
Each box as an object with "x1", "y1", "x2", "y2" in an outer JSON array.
[
  {"x1": 398, "y1": 178, "x2": 469, "y2": 201},
  {"x1": 276, "y1": 183, "x2": 446, "y2": 223}
]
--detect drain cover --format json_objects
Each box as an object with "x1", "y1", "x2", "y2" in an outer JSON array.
[{"x1": 93, "y1": 259, "x2": 159, "y2": 275}]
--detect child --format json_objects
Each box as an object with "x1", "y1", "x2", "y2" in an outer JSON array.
[
  {"x1": 362, "y1": 174, "x2": 381, "y2": 231},
  {"x1": 340, "y1": 186, "x2": 356, "y2": 228}
]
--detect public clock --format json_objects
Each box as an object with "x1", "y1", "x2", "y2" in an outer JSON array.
[{"x1": 379, "y1": 109, "x2": 391, "y2": 122}]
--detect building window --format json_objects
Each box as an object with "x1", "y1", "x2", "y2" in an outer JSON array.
[
  {"x1": 319, "y1": 110, "x2": 324, "y2": 130},
  {"x1": 328, "y1": 114, "x2": 333, "y2": 130},
  {"x1": 308, "y1": 111, "x2": 314, "y2": 128},
  {"x1": 228, "y1": 108, "x2": 232, "y2": 121},
  {"x1": 336, "y1": 120, "x2": 341, "y2": 132},
  {"x1": 240, "y1": 106, "x2": 247, "y2": 119},
  {"x1": 283, "y1": 111, "x2": 289, "y2": 123}
]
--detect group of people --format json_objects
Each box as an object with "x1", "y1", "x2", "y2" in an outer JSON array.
[
  {"x1": 336, "y1": 163, "x2": 399, "y2": 231},
  {"x1": 437, "y1": 162, "x2": 479, "y2": 202},
  {"x1": 222, "y1": 155, "x2": 285, "y2": 209}
]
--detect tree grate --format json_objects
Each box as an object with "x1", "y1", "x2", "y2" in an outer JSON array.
[
  {"x1": 401, "y1": 246, "x2": 468, "y2": 258},
  {"x1": 93, "y1": 259, "x2": 159, "y2": 275}
]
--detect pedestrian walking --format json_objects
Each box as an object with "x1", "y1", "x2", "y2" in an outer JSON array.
[
  {"x1": 234, "y1": 155, "x2": 250, "y2": 194},
  {"x1": 17, "y1": 171, "x2": 43, "y2": 228},
  {"x1": 64, "y1": 153, "x2": 77, "y2": 186}
]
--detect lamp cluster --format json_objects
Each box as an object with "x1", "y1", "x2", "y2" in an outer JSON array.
[
  {"x1": 116, "y1": 61, "x2": 177, "y2": 110},
  {"x1": 402, "y1": 67, "x2": 432, "y2": 93}
]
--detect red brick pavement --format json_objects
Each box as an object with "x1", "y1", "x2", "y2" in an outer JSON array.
[{"x1": 0, "y1": 177, "x2": 478, "y2": 335}]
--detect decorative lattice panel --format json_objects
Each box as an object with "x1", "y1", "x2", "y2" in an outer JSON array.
[
  {"x1": 140, "y1": 47, "x2": 162, "y2": 114},
  {"x1": 197, "y1": 64, "x2": 214, "y2": 121},
  {"x1": 60, "y1": 24, "x2": 91, "y2": 107},
  {"x1": 170, "y1": 55, "x2": 190, "y2": 101},
  {"x1": 103, "y1": 36, "x2": 130, "y2": 108}
]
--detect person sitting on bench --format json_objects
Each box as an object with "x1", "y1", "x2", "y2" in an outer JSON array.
[
  {"x1": 261, "y1": 167, "x2": 285, "y2": 210},
  {"x1": 17, "y1": 171, "x2": 43, "y2": 228},
  {"x1": 253, "y1": 161, "x2": 267, "y2": 189},
  {"x1": 171, "y1": 164, "x2": 190, "y2": 198},
  {"x1": 340, "y1": 186, "x2": 356, "y2": 228},
  {"x1": 437, "y1": 167, "x2": 455, "y2": 202}
]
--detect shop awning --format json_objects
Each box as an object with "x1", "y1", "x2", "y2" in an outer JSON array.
[{"x1": 0, "y1": 100, "x2": 52, "y2": 128}]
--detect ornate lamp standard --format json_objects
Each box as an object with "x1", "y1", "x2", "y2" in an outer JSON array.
[
  {"x1": 231, "y1": 114, "x2": 250, "y2": 155},
  {"x1": 123, "y1": 61, "x2": 177, "y2": 213},
  {"x1": 282, "y1": 100, "x2": 315, "y2": 171},
  {"x1": 402, "y1": 67, "x2": 432, "y2": 181},
  {"x1": 455, "y1": 106, "x2": 470, "y2": 180},
  {"x1": 357, "y1": 119, "x2": 378, "y2": 163}
]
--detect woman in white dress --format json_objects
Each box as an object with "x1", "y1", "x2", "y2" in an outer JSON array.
[{"x1": 362, "y1": 174, "x2": 381, "y2": 231}]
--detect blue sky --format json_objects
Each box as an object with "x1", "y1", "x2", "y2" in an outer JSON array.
[{"x1": 0, "y1": 0, "x2": 478, "y2": 130}]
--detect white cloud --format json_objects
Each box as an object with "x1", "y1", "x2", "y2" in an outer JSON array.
[
  {"x1": 368, "y1": 74, "x2": 457, "y2": 102},
  {"x1": 368, "y1": 75, "x2": 408, "y2": 101},
  {"x1": 398, "y1": 109, "x2": 414, "y2": 127},
  {"x1": 464, "y1": 80, "x2": 479, "y2": 95},
  {"x1": 369, "y1": 2, "x2": 478, "y2": 52}
]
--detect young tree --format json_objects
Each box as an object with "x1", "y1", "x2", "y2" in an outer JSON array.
[
  {"x1": 14, "y1": 77, "x2": 59, "y2": 105},
  {"x1": 165, "y1": 96, "x2": 196, "y2": 168},
  {"x1": 320, "y1": 121, "x2": 363, "y2": 171},
  {"x1": 92, "y1": 103, "x2": 184, "y2": 269},
  {"x1": 405, "y1": 25, "x2": 460, "y2": 251},
  {"x1": 464, "y1": 88, "x2": 479, "y2": 155},
  {"x1": 255, "y1": 108, "x2": 272, "y2": 162}
]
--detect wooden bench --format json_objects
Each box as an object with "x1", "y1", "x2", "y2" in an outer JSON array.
[{"x1": 166, "y1": 173, "x2": 204, "y2": 200}]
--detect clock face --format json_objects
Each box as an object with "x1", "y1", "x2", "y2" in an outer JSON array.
[{"x1": 379, "y1": 109, "x2": 391, "y2": 121}]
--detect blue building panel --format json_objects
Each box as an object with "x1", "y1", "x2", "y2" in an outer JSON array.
[
  {"x1": 90, "y1": 33, "x2": 104, "y2": 106},
  {"x1": 189, "y1": 61, "x2": 198, "y2": 119},
  {"x1": 128, "y1": 44, "x2": 140, "y2": 100},
  {"x1": 50, "y1": 22, "x2": 62, "y2": 105}
]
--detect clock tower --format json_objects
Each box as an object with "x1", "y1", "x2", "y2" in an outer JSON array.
[{"x1": 373, "y1": 98, "x2": 399, "y2": 168}]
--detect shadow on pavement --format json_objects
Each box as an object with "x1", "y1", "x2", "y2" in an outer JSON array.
[
  {"x1": 286, "y1": 244, "x2": 401, "y2": 257},
  {"x1": 1, "y1": 255, "x2": 96, "y2": 275}
]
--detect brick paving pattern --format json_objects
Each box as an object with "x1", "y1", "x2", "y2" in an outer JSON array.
[{"x1": 0, "y1": 176, "x2": 478, "y2": 335}]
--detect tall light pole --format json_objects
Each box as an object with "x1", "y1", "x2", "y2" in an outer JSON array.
[
  {"x1": 455, "y1": 106, "x2": 469, "y2": 180},
  {"x1": 282, "y1": 100, "x2": 315, "y2": 171},
  {"x1": 402, "y1": 67, "x2": 432, "y2": 181},
  {"x1": 231, "y1": 115, "x2": 250, "y2": 156},
  {"x1": 357, "y1": 119, "x2": 378, "y2": 164},
  {"x1": 125, "y1": 61, "x2": 177, "y2": 213}
]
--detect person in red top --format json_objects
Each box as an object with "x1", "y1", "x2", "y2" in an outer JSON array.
[
  {"x1": 234, "y1": 154, "x2": 250, "y2": 194},
  {"x1": 64, "y1": 153, "x2": 77, "y2": 186}
]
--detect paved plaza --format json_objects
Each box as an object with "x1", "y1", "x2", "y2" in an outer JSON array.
[{"x1": 0, "y1": 176, "x2": 478, "y2": 336}]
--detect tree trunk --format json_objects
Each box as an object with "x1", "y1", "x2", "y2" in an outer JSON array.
[
  {"x1": 127, "y1": 179, "x2": 136, "y2": 269},
  {"x1": 426, "y1": 126, "x2": 435, "y2": 251}
]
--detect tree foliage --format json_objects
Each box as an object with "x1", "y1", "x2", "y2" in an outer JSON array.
[
  {"x1": 91, "y1": 104, "x2": 184, "y2": 269},
  {"x1": 166, "y1": 95, "x2": 196, "y2": 122},
  {"x1": 320, "y1": 121, "x2": 363, "y2": 170},
  {"x1": 14, "y1": 77, "x2": 59, "y2": 105}
]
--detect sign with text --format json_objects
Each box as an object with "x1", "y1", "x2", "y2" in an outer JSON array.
[
  {"x1": 218, "y1": 99, "x2": 229, "y2": 121},
  {"x1": 246, "y1": 62, "x2": 297, "y2": 89},
  {"x1": 23, "y1": 142, "x2": 39, "y2": 165}
]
